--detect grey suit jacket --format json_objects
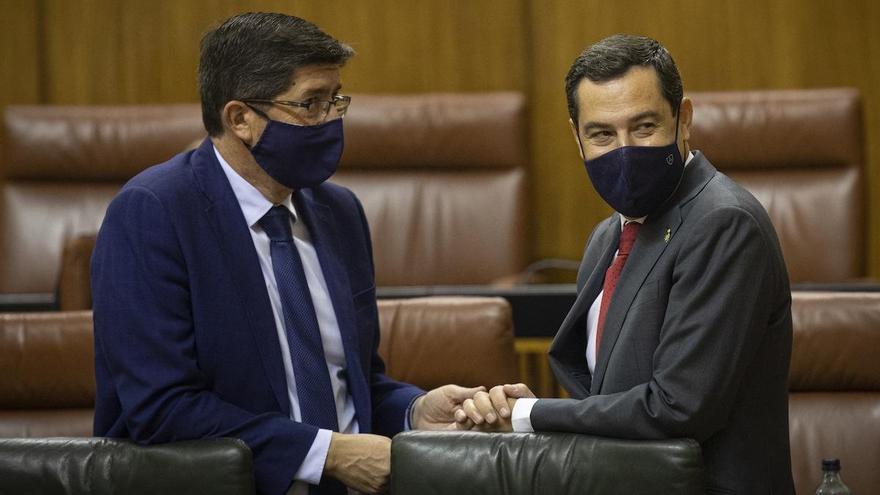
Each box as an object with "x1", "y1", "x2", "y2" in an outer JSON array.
[{"x1": 533, "y1": 152, "x2": 795, "y2": 494}]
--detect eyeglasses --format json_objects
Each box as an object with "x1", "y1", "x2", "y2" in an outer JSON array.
[{"x1": 241, "y1": 95, "x2": 351, "y2": 123}]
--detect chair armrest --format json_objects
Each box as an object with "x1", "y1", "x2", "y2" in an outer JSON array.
[
  {"x1": 391, "y1": 431, "x2": 704, "y2": 495},
  {"x1": 0, "y1": 437, "x2": 256, "y2": 495}
]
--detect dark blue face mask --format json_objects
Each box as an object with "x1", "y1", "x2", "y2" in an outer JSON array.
[
  {"x1": 580, "y1": 109, "x2": 685, "y2": 218},
  {"x1": 248, "y1": 116, "x2": 344, "y2": 190}
]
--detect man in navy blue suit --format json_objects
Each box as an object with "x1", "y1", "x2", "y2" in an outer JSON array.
[{"x1": 91, "y1": 12, "x2": 482, "y2": 495}]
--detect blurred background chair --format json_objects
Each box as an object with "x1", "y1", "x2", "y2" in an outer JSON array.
[
  {"x1": 0, "y1": 92, "x2": 529, "y2": 311},
  {"x1": 787, "y1": 291, "x2": 880, "y2": 495},
  {"x1": 689, "y1": 88, "x2": 866, "y2": 284},
  {"x1": 0, "y1": 296, "x2": 518, "y2": 438}
]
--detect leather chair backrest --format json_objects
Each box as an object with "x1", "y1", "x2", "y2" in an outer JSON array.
[
  {"x1": 689, "y1": 88, "x2": 864, "y2": 283},
  {"x1": 334, "y1": 93, "x2": 528, "y2": 286},
  {"x1": 0, "y1": 104, "x2": 204, "y2": 295},
  {"x1": 0, "y1": 437, "x2": 256, "y2": 495},
  {"x1": 0, "y1": 297, "x2": 518, "y2": 438},
  {"x1": 391, "y1": 431, "x2": 704, "y2": 494},
  {"x1": 377, "y1": 296, "x2": 518, "y2": 390},
  {"x1": 0, "y1": 311, "x2": 94, "y2": 437},
  {"x1": 788, "y1": 291, "x2": 880, "y2": 494},
  {"x1": 0, "y1": 93, "x2": 527, "y2": 297}
]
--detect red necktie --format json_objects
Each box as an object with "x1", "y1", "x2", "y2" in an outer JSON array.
[{"x1": 595, "y1": 221, "x2": 641, "y2": 359}]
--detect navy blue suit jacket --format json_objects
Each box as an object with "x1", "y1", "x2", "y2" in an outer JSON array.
[{"x1": 91, "y1": 138, "x2": 423, "y2": 495}]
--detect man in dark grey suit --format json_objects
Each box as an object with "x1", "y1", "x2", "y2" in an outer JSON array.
[{"x1": 459, "y1": 34, "x2": 795, "y2": 494}]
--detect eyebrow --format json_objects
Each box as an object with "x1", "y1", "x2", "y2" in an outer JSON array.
[
  {"x1": 298, "y1": 84, "x2": 343, "y2": 98},
  {"x1": 581, "y1": 110, "x2": 663, "y2": 133}
]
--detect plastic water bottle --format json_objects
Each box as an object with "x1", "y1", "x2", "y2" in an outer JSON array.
[{"x1": 815, "y1": 458, "x2": 852, "y2": 494}]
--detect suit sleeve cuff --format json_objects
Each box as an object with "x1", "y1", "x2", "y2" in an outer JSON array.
[
  {"x1": 294, "y1": 428, "x2": 332, "y2": 485},
  {"x1": 511, "y1": 398, "x2": 538, "y2": 432},
  {"x1": 404, "y1": 392, "x2": 425, "y2": 431}
]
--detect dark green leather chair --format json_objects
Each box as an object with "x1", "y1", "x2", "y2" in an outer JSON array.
[
  {"x1": 391, "y1": 431, "x2": 704, "y2": 495},
  {"x1": 0, "y1": 437, "x2": 255, "y2": 495}
]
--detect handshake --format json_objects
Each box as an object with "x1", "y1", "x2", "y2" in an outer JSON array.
[
  {"x1": 325, "y1": 382, "x2": 536, "y2": 493},
  {"x1": 451, "y1": 383, "x2": 537, "y2": 431}
]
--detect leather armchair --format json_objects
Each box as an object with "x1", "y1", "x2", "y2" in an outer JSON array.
[
  {"x1": 390, "y1": 431, "x2": 704, "y2": 494},
  {"x1": 0, "y1": 437, "x2": 255, "y2": 495}
]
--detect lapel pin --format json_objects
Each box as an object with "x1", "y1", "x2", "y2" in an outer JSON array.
[{"x1": 664, "y1": 228, "x2": 671, "y2": 243}]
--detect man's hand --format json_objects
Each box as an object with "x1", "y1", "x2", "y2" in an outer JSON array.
[
  {"x1": 457, "y1": 383, "x2": 536, "y2": 431},
  {"x1": 324, "y1": 432, "x2": 391, "y2": 494},
  {"x1": 411, "y1": 384, "x2": 487, "y2": 430}
]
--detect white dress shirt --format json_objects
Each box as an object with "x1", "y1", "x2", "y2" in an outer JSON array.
[
  {"x1": 512, "y1": 151, "x2": 695, "y2": 432},
  {"x1": 215, "y1": 147, "x2": 357, "y2": 494}
]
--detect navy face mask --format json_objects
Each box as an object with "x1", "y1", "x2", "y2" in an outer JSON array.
[
  {"x1": 581, "y1": 110, "x2": 685, "y2": 218},
  {"x1": 249, "y1": 117, "x2": 344, "y2": 190}
]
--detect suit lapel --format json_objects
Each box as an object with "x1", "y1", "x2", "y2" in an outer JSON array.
[
  {"x1": 294, "y1": 190, "x2": 371, "y2": 432},
  {"x1": 590, "y1": 207, "x2": 682, "y2": 394},
  {"x1": 548, "y1": 217, "x2": 619, "y2": 397},
  {"x1": 190, "y1": 138, "x2": 292, "y2": 416}
]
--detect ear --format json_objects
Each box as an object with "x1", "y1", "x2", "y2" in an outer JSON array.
[
  {"x1": 222, "y1": 100, "x2": 259, "y2": 145},
  {"x1": 678, "y1": 96, "x2": 694, "y2": 143},
  {"x1": 569, "y1": 118, "x2": 585, "y2": 161}
]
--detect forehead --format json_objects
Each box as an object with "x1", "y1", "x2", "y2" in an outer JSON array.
[
  {"x1": 576, "y1": 66, "x2": 669, "y2": 123},
  {"x1": 279, "y1": 64, "x2": 342, "y2": 97}
]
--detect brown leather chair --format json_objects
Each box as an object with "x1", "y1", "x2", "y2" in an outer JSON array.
[
  {"x1": 0, "y1": 105, "x2": 205, "y2": 301},
  {"x1": 0, "y1": 93, "x2": 528, "y2": 310},
  {"x1": 0, "y1": 296, "x2": 517, "y2": 438},
  {"x1": 0, "y1": 310, "x2": 94, "y2": 437},
  {"x1": 689, "y1": 88, "x2": 865, "y2": 284},
  {"x1": 788, "y1": 291, "x2": 880, "y2": 494}
]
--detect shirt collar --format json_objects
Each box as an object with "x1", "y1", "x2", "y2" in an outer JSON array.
[
  {"x1": 213, "y1": 145, "x2": 297, "y2": 227},
  {"x1": 619, "y1": 150, "x2": 694, "y2": 229}
]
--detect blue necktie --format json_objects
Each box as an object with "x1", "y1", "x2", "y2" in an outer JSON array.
[
  {"x1": 260, "y1": 206, "x2": 347, "y2": 495},
  {"x1": 258, "y1": 206, "x2": 339, "y2": 432}
]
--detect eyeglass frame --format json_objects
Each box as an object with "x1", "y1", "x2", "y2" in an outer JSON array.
[{"x1": 240, "y1": 95, "x2": 351, "y2": 123}]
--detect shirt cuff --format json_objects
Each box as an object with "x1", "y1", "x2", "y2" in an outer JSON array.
[
  {"x1": 294, "y1": 428, "x2": 332, "y2": 485},
  {"x1": 511, "y1": 398, "x2": 538, "y2": 432},
  {"x1": 404, "y1": 392, "x2": 426, "y2": 431}
]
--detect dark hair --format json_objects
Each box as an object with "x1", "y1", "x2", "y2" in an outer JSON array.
[
  {"x1": 565, "y1": 34, "x2": 682, "y2": 123},
  {"x1": 198, "y1": 12, "x2": 354, "y2": 136}
]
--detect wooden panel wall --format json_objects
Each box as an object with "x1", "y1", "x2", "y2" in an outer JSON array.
[{"x1": 2, "y1": 0, "x2": 879, "y2": 277}]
